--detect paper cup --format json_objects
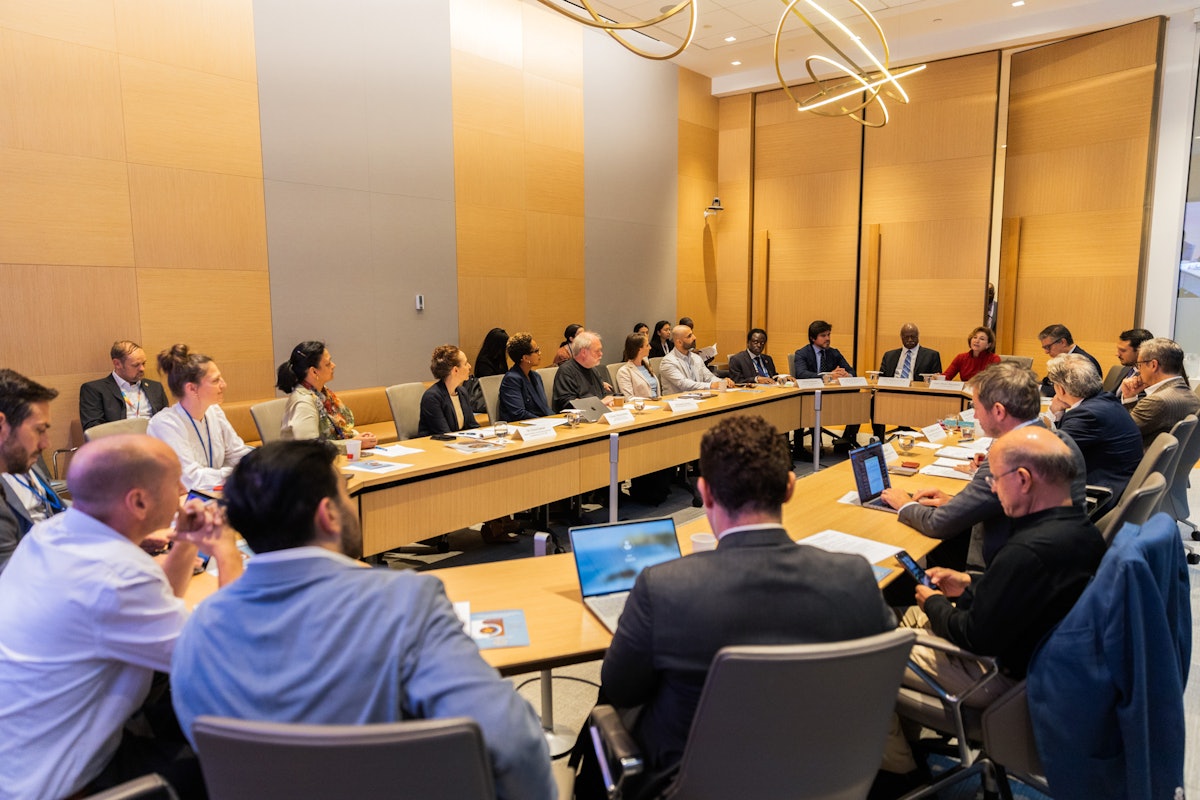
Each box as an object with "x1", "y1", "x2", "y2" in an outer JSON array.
[
  {"x1": 344, "y1": 438, "x2": 361, "y2": 461},
  {"x1": 690, "y1": 532, "x2": 717, "y2": 552}
]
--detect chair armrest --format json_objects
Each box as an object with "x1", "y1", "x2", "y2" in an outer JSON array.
[
  {"x1": 588, "y1": 705, "x2": 643, "y2": 799},
  {"x1": 908, "y1": 631, "x2": 1001, "y2": 707},
  {"x1": 1084, "y1": 484, "x2": 1113, "y2": 521},
  {"x1": 51, "y1": 448, "x2": 77, "y2": 481}
]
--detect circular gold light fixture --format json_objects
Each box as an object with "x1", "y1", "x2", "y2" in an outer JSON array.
[{"x1": 533, "y1": 0, "x2": 697, "y2": 61}]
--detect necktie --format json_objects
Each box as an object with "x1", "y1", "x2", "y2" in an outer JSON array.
[
  {"x1": 755, "y1": 356, "x2": 768, "y2": 378},
  {"x1": 816, "y1": 350, "x2": 823, "y2": 374},
  {"x1": 899, "y1": 349, "x2": 913, "y2": 379}
]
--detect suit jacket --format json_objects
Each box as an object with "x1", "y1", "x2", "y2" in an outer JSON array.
[
  {"x1": 727, "y1": 350, "x2": 778, "y2": 384},
  {"x1": 879, "y1": 346, "x2": 942, "y2": 379},
  {"x1": 0, "y1": 462, "x2": 67, "y2": 576},
  {"x1": 792, "y1": 344, "x2": 854, "y2": 380},
  {"x1": 1041, "y1": 346, "x2": 1103, "y2": 396},
  {"x1": 78, "y1": 374, "x2": 168, "y2": 431},
  {"x1": 1110, "y1": 365, "x2": 1137, "y2": 397},
  {"x1": 616, "y1": 361, "x2": 659, "y2": 398},
  {"x1": 600, "y1": 526, "x2": 895, "y2": 776},
  {"x1": 1126, "y1": 376, "x2": 1200, "y2": 450},
  {"x1": 1057, "y1": 392, "x2": 1143, "y2": 509},
  {"x1": 496, "y1": 367, "x2": 551, "y2": 422},
  {"x1": 417, "y1": 382, "x2": 480, "y2": 436}
]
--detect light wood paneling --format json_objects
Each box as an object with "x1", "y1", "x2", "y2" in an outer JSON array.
[
  {"x1": 1003, "y1": 138, "x2": 1150, "y2": 215},
  {"x1": 0, "y1": 147, "x2": 134, "y2": 266},
  {"x1": 715, "y1": 92, "x2": 753, "y2": 348},
  {"x1": 521, "y1": 2, "x2": 582, "y2": 86},
  {"x1": 449, "y1": 0, "x2": 522, "y2": 70},
  {"x1": 455, "y1": 205, "x2": 527, "y2": 276},
  {"x1": 525, "y1": 143, "x2": 584, "y2": 216},
  {"x1": 1008, "y1": 67, "x2": 1157, "y2": 154},
  {"x1": 119, "y1": 55, "x2": 262, "y2": 177},
  {"x1": 526, "y1": 212, "x2": 585, "y2": 278},
  {"x1": 1008, "y1": 17, "x2": 1163, "y2": 92},
  {"x1": 114, "y1": 0, "x2": 258, "y2": 81},
  {"x1": 128, "y1": 164, "x2": 268, "y2": 271},
  {"x1": 451, "y1": 51, "x2": 525, "y2": 140},
  {"x1": 524, "y1": 73, "x2": 584, "y2": 150},
  {"x1": 0, "y1": 0, "x2": 118, "y2": 50},
  {"x1": 0, "y1": 28, "x2": 125, "y2": 160},
  {"x1": 679, "y1": 120, "x2": 718, "y2": 181},
  {"x1": 678, "y1": 68, "x2": 721, "y2": 347},
  {"x1": 28, "y1": 370, "x2": 105, "y2": 455},
  {"x1": 453, "y1": 126, "x2": 526, "y2": 210},
  {"x1": 679, "y1": 67, "x2": 718, "y2": 129}
]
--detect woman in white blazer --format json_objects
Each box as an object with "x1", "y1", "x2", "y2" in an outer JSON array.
[{"x1": 616, "y1": 333, "x2": 660, "y2": 399}]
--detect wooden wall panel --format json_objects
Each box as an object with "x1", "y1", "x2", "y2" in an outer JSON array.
[
  {"x1": 114, "y1": 0, "x2": 258, "y2": 81},
  {"x1": 716, "y1": 94, "x2": 753, "y2": 354},
  {"x1": 678, "y1": 70, "x2": 722, "y2": 350},
  {"x1": 0, "y1": 0, "x2": 118, "y2": 50},
  {"x1": 1003, "y1": 18, "x2": 1163, "y2": 375}
]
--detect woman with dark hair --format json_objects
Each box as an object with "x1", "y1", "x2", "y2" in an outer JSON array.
[
  {"x1": 616, "y1": 333, "x2": 659, "y2": 399},
  {"x1": 648, "y1": 319, "x2": 673, "y2": 359},
  {"x1": 275, "y1": 341, "x2": 377, "y2": 449},
  {"x1": 418, "y1": 345, "x2": 480, "y2": 437},
  {"x1": 497, "y1": 332, "x2": 551, "y2": 422},
  {"x1": 942, "y1": 326, "x2": 1001, "y2": 382},
  {"x1": 552, "y1": 323, "x2": 583, "y2": 366},
  {"x1": 633, "y1": 322, "x2": 650, "y2": 337},
  {"x1": 146, "y1": 344, "x2": 252, "y2": 490},
  {"x1": 474, "y1": 328, "x2": 510, "y2": 378}
]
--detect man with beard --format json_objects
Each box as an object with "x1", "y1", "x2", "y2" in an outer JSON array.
[
  {"x1": 0, "y1": 369, "x2": 58, "y2": 574},
  {"x1": 659, "y1": 324, "x2": 734, "y2": 394}
]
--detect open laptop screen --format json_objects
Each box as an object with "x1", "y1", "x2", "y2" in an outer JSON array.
[
  {"x1": 849, "y1": 442, "x2": 891, "y2": 503},
  {"x1": 569, "y1": 517, "x2": 681, "y2": 598}
]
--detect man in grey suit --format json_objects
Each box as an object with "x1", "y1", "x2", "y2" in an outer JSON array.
[
  {"x1": 78, "y1": 341, "x2": 169, "y2": 432},
  {"x1": 880, "y1": 362, "x2": 1087, "y2": 570},
  {"x1": 1120, "y1": 337, "x2": 1200, "y2": 449},
  {"x1": 594, "y1": 415, "x2": 895, "y2": 792},
  {"x1": 0, "y1": 370, "x2": 59, "y2": 575}
]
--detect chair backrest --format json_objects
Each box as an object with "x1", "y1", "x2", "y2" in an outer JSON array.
[
  {"x1": 787, "y1": 351, "x2": 795, "y2": 377},
  {"x1": 1118, "y1": 430, "x2": 1177, "y2": 508},
  {"x1": 384, "y1": 382, "x2": 427, "y2": 440},
  {"x1": 85, "y1": 774, "x2": 180, "y2": 800},
  {"x1": 193, "y1": 715, "x2": 495, "y2": 800},
  {"x1": 1102, "y1": 364, "x2": 1127, "y2": 393},
  {"x1": 1160, "y1": 414, "x2": 1198, "y2": 520},
  {"x1": 606, "y1": 362, "x2": 623, "y2": 394},
  {"x1": 648, "y1": 357, "x2": 663, "y2": 380},
  {"x1": 537, "y1": 366, "x2": 558, "y2": 398},
  {"x1": 478, "y1": 374, "x2": 504, "y2": 424},
  {"x1": 83, "y1": 417, "x2": 150, "y2": 441},
  {"x1": 997, "y1": 354, "x2": 1033, "y2": 369},
  {"x1": 980, "y1": 680, "x2": 1040, "y2": 780},
  {"x1": 250, "y1": 398, "x2": 288, "y2": 444},
  {"x1": 1097, "y1": 471, "x2": 1167, "y2": 544},
  {"x1": 668, "y1": 629, "x2": 915, "y2": 800}
]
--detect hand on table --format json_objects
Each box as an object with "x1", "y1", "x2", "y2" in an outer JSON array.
[
  {"x1": 911, "y1": 487, "x2": 950, "y2": 507},
  {"x1": 356, "y1": 432, "x2": 378, "y2": 450},
  {"x1": 880, "y1": 487, "x2": 913, "y2": 510},
  {"x1": 601, "y1": 396, "x2": 616, "y2": 408}
]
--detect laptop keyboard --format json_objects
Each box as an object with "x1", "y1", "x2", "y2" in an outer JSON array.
[{"x1": 587, "y1": 592, "x2": 629, "y2": 619}]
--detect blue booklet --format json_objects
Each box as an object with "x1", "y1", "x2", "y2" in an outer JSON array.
[{"x1": 469, "y1": 609, "x2": 530, "y2": 650}]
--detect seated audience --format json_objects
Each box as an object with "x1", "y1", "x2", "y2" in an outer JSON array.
[
  {"x1": 648, "y1": 319, "x2": 673, "y2": 359},
  {"x1": 659, "y1": 325, "x2": 734, "y2": 395},
  {"x1": 633, "y1": 321, "x2": 650, "y2": 338},
  {"x1": 727, "y1": 328, "x2": 780, "y2": 385},
  {"x1": 579, "y1": 416, "x2": 895, "y2": 796},
  {"x1": 880, "y1": 323, "x2": 941, "y2": 379},
  {"x1": 147, "y1": 344, "x2": 252, "y2": 491},
  {"x1": 678, "y1": 316, "x2": 719, "y2": 370},
  {"x1": 1039, "y1": 323, "x2": 1101, "y2": 396},
  {"x1": 552, "y1": 331, "x2": 615, "y2": 412},
  {"x1": 553, "y1": 323, "x2": 583, "y2": 367},
  {"x1": 417, "y1": 345, "x2": 479, "y2": 437},
  {"x1": 474, "y1": 327, "x2": 510, "y2": 378},
  {"x1": 170, "y1": 441, "x2": 554, "y2": 800},
  {"x1": 942, "y1": 326, "x2": 1000, "y2": 382},
  {"x1": 792, "y1": 319, "x2": 860, "y2": 451},
  {"x1": 497, "y1": 332, "x2": 552, "y2": 421},
  {"x1": 879, "y1": 428, "x2": 1105, "y2": 784},
  {"x1": 1112, "y1": 327, "x2": 1153, "y2": 396},
  {"x1": 1045, "y1": 353, "x2": 1142, "y2": 512},
  {"x1": 79, "y1": 340, "x2": 169, "y2": 431},
  {"x1": 275, "y1": 341, "x2": 378, "y2": 449},
  {"x1": 0, "y1": 370, "x2": 59, "y2": 575},
  {"x1": 616, "y1": 333, "x2": 660, "y2": 398},
  {"x1": 0, "y1": 435, "x2": 241, "y2": 800},
  {"x1": 1119, "y1": 336, "x2": 1200, "y2": 449}
]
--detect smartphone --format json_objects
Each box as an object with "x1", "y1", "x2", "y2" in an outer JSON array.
[
  {"x1": 895, "y1": 549, "x2": 937, "y2": 589},
  {"x1": 431, "y1": 433, "x2": 456, "y2": 441}
]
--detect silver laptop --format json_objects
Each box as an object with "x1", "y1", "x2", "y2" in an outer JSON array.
[
  {"x1": 848, "y1": 442, "x2": 900, "y2": 514},
  {"x1": 568, "y1": 396, "x2": 609, "y2": 423},
  {"x1": 569, "y1": 517, "x2": 682, "y2": 633}
]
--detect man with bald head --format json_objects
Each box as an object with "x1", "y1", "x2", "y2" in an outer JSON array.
[
  {"x1": 873, "y1": 323, "x2": 942, "y2": 439},
  {"x1": 880, "y1": 427, "x2": 1106, "y2": 778},
  {"x1": 658, "y1": 324, "x2": 734, "y2": 395},
  {"x1": 0, "y1": 435, "x2": 242, "y2": 800}
]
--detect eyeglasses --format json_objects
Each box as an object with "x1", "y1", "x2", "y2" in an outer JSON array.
[
  {"x1": 1040, "y1": 338, "x2": 1065, "y2": 352},
  {"x1": 984, "y1": 467, "x2": 1022, "y2": 490},
  {"x1": 1135, "y1": 360, "x2": 1154, "y2": 367}
]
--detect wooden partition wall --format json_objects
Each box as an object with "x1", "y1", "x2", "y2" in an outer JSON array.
[
  {"x1": 1001, "y1": 18, "x2": 1164, "y2": 372},
  {"x1": 677, "y1": 69, "x2": 724, "y2": 351},
  {"x1": 0, "y1": 0, "x2": 272, "y2": 454}
]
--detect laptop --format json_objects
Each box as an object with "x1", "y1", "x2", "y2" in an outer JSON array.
[
  {"x1": 568, "y1": 396, "x2": 609, "y2": 423},
  {"x1": 569, "y1": 517, "x2": 682, "y2": 633},
  {"x1": 848, "y1": 442, "x2": 900, "y2": 514}
]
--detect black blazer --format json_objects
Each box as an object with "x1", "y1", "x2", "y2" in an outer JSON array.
[
  {"x1": 417, "y1": 382, "x2": 480, "y2": 436},
  {"x1": 648, "y1": 337, "x2": 671, "y2": 360},
  {"x1": 1057, "y1": 393, "x2": 1143, "y2": 510},
  {"x1": 497, "y1": 367, "x2": 551, "y2": 421},
  {"x1": 727, "y1": 351, "x2": 778, "y2": 384},
  {"x1": 78, "y1": 375, "x2": 169, "y2": 431},
  {"x1": 879, "y1": 346, "x2": 942, "y2": 379},
  {"x1": 792, "y1": 344, "x2": 854, "y2": 379},
  {"x1": 1041, "y1": 346, "x2": 1102, "y2": 396}
]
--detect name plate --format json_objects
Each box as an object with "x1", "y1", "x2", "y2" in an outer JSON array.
[
  {"x1": 793, "y1": 378, "x2": 825, "y2": 389},
  {"x1": 515, "y1": 425, "x2": 555, "y2": 442},
  {"x1": 876, "y1": 377, "x2": 912, "y2": 388},
  {"x1": 959, "y1": 408, "x2": 976, "y2": 421},
  {"x1": 928, "y1": 379, "x2": 965, "y2": 391},
  {"x1": 921, "y1": 422, "x2": 948, "y2": 443},
  {"x1": 667, "y1": 399, "x2": 700, "y2": 413},
  {"x1": 881, "y1": 443, "x2": 899, "y2": 462},
  {"x1": 603, "y1": 409, "x2": 636, "y2": 426},
  {"x1": 837, "y1": 376, "x2": 869, "y2": 387}
]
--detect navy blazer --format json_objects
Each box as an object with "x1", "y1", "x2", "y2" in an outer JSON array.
[
  {"x1": 727, "y1": 351, "x2": 778, "y2": 384},
  {"x1": 417, "y1": 382, "x2": 480, "y2": 436},
  {"x1": 1057, "y1": 392, "x2": 1143, "y2": 509},
  {"x1": 879, "y1": 346, "x2": 942, "y2": 379},
  {"x1": 78, "y1": 374, "x2": 169, "y2": 431},
  {"x1": 497, "y1": 367, "x2": 551, "y2": 421},
  {"x1": 792, "y1": 344, "x2": 854, "y2": 380}
]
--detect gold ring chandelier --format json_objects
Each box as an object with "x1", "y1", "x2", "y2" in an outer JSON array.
[
  {"x1": 533, "y1": 0, "x2": 697, "y2": 61},
  {"x1": 774, "y1": 0, "x2": 925, "y2": 127}
]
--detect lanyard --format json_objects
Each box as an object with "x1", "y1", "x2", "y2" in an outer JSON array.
[
  {"x1": 184, "y1": 410, "x2": 214, "y2": 468},
  {"x1": 123, "y1": 383, "x2": 143, "y2": 417},
  {"x1": 16, "y1": 472, "x2": 64, "y2": 515}
]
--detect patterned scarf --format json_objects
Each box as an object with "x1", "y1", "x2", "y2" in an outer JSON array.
[{"x1": 307, "y1": 383, "x2": 356, "y2": 440}]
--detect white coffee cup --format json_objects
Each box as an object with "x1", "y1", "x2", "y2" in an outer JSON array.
[
  {"x1": 690, "y1": 532, "x2": 717, "y2": 552},
  {"x1": 344, "y1": 438, "x2": 361, "y2": 461}
]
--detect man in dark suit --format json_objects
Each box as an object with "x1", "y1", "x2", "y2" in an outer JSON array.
[
  {"x1": 1111, "y1": 327, "x2": 1153, "y2": 397},
  {"x1": 595, "y1": 415, "x2": 895, "y2": 792},
  {"x1": 1046, "y1": 353, "x2": 1142, "y2": 513},
  {"x1": 873, "y1": 323, "x2": 943, "y2": 439},
  {"x1": 792, "y1": 320, "x2": 860, "y2": 453},
  {"x1": 1038, "y1": 324, "x2": 1101, "y2": 397},
  {"x1": 726, "y1": 328, "x2": 779, "y2": 385},
  {"x1": 0, "y1": 370, "x2": 60, "y2": 576},
  {"x1": 78, "y1": 341, "x2": 168, "y2": 431},
  {"x1": 1119, "y1": 337, "x2": 1200, "y2": 449}
]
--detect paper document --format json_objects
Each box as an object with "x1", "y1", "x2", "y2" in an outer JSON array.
[
  {"x1": 446, "y1": 440, "x2": 507, "y2": 454},
  {"x1": 343, "y1": 460, "x2": 412, "y2": 475},
  {"x1": 470, "y1": 610, "x2": 530, "y2": 650},
  {"x1": 934, "y1": 446, "x2": 978, "y2": 460},
  {"x1": 368, "y1": 444, "x2": 423, "y2": 457},
  {"x1": 919, "y1": 465, "x2": 973, "y2": 481},
  {"x1": 697, "y1": 344, "x2": 718, "y2": 361},
  {"x1": 518, "y1": 418, "x2": 566, "y2": 428},
  {"x1": 797, "y1": 529, "x2": 902, "y2": 565},
  {"x1": 913, "y1": 441, "x2": 941, "y2": 450},
  {"x1": 933, "y1": 457, "x2": 972, "y2": 469}
]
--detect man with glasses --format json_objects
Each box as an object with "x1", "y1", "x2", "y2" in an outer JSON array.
[
  {"x1": 727, "y1": 328, "x2": 781, "y2": 385},
  {"x1": 1119, "y1": 336, "x2": 1200, "y2": 450},
  {"x1": 1038, "y1": 324, "x2": 1101, "y2": 396}
]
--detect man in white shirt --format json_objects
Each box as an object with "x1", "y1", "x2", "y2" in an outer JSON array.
[
  {"x1": 659, "y1": 325, "x2": 734, "y2": 395},
  {"x1": 0, "y1": 369, "x2": 59, "y2": 575},
  {"x1": 0, "y1": 434, "x2": 242, "y2": 800},
  {"x1": 79, "y1": 340, "x2": 170, "y2": 431}
]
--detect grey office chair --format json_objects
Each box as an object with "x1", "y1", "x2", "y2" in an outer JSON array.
[
  {"x1": 787, "y1": 351, "x2": 796, "y2": 377},
  {"x1": 647, "y1": 357, "x2": 663, "y2": 380},
  {"x1": 1101, "y1": 364, "x2": 1127, "y2": 393},
  {"x1": 997, "y1": 354, "x2": 1033, "y2": 369},
  {"x1": 1098, "y1": 430, "x2": 1177, "y2": 534},
  {"x1": 193, "y1": 716, "x2": 495, "y2": 800},
  {"x1": 589, "y1": 629, "x2": 915, "y2": 800},
  {"x1": 384, "y1": 382, "x2": 426, "y2": 440},
  {"x1": 478, "y1": 374, "x2": 504, "y2": 424},
  {"x1": 1096, "y1": 471, "x2": 1167, "y2": 544},
  {"x1": 85, "y1": 774, "x2": 179, "y2": 800},
  {"x1": 538, "y1": 366, "x2": 559, "y2": 401},
  {"x1": 249, "y1": 397, "x2": 288, "y2": 444},
  {"x1": 1158, "y1": 414, "x2": 1200, "y2": 525},
  {"x1": 606, "y1": 362, "x2": 623, "y2": 395},
  {"x1": 83, "y1": 417, "x2": 150, "y2": 441}
]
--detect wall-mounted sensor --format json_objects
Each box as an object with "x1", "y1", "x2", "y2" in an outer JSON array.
[{"x1": 415, "y1": 294, "x2": 425, "y2": 311}]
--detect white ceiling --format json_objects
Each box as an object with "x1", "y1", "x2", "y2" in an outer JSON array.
[{"x1": 544, "y1": 0, "x2": 1200, "y2": 95}]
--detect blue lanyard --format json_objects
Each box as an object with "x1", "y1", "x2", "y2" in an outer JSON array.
[
  {"x1": 184, "y1": 411, "x2": 214, "y2": 468},
  {"x1": 16, "y1": 472, "x2": 64, "y2": 514}
]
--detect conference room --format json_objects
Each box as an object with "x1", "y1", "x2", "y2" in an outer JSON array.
[{"x1": 1, "y1": 0, "x2": 1198, "y2": 797}]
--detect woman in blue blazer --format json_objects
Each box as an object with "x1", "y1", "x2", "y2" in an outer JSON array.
[{"x1": 497, "y1": 333, "x2": 552, "y2": 422}]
